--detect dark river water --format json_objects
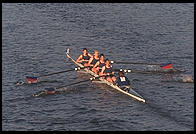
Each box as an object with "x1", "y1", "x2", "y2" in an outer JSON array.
[{"x1": 2, "y1": 3, "x2": 194, "y2": 131}]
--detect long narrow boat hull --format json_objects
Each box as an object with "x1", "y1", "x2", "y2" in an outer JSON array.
[{"x1": 66, "y1": 49, "x2": 146, "y2": 103}]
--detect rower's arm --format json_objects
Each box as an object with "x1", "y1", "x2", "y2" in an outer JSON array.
[
  {"x1": 112, "y1": 71, "x2": 115, "y2": 74},
  {"x1": 76, "y1": 55, "x2": 83, "y2": 63},
  {"x1": 93, "y1": 61, "x2": 99, "y2": 68},
  {"x1": 99, "y1": 66, "x2": 106, "y2": 76},
  {"x1": 87, "y1": 57, "x2": 93, "y2": 66},
  {"x1": 88, "y1": 53, "x2": 93, "y2": 58}
]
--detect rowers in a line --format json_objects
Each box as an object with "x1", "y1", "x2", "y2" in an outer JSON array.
[{"x1": 76, "y1": 48, "x2": 93, "y2": 66}]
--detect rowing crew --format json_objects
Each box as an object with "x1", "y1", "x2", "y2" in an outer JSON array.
[{"x1": 76, "y1": 48, "x2": 130, "y2": 89}]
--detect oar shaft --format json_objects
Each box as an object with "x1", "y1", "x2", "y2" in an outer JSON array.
[
  {"x1": 38, "y1": 67, "x2": 84, "y2": 78},
  {"x1": 131, "y1": 70, "x2": 154, "y2": 74},
  {"x1": 55, "y1": 76, "x2": 100, "y2": 90},
  {"x1": 56, "y1": 79, "x2": 90, "y2": 89},
  {"x1": 111, "y1": 61, "x2": 160, "y2": 65},
  {"x1": 38, "y1": 69, "x2": 75, "y2": 78},
  {"x1": 115, "y1": 68, "x2": 184, "y2": 74}
]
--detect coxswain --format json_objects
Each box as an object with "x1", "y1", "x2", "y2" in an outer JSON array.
[
  {"x1": 92, "y1": 54, "x2": 105, "y2": 74},
  {"x1": 99, "y1": 59, "x2": 116, "y2": 83},
  {"x1": 84, "y1": 50, "x2": 99, "y2": 70},
  {"x1": 116, "y1": 71, "x2": 131, "y2": 92},
  {"x1": 116, "y1": 71, "x2": 130, "y2": 87},
  {"x1": 76, "y1": 48, "x2": 93, "y2": 66}
]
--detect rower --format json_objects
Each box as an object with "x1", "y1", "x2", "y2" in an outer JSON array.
[
  {"x1": 99, "y1": 59, "x2": 116, "y2": 83},
  {"x1": 115, "y1": 71, "x2": 131, "y2": 92},
  {"x1": 92, "y1": 54, "x2": 105, "y2": 74},
  {"x1": 84, "y1": 50, "x2": 99, "y2": 69},
  {"x1": 76, "y1": 48, "x2": 93, "y2": 66}
]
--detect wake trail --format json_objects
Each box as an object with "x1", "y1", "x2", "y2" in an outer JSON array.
[{"x1": 145, "y1": 100, "x2": 193, "y2": 129}]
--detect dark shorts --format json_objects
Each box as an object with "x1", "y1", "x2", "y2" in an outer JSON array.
[
  {"x1": 98, "y1": 69, "x2": 102, "y2": 74},
  {"x1": 81, "y1": 61, "x2": 88, "y2": 65},
  {"x1": 89, "y1": 66, "x2": 93, "y2": 70},
  {"x1": 105, "y1": 74, "x2": 115, "y2": 79}
]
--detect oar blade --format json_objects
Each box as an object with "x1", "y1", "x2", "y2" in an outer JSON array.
[
  {"x1": 33, "y1": 91, "x2": 46, "y2": 97},
  {"x1": 44, "y1": 87, "x2": 56, "y2": 94},
  {"x1": 160, "y1": 63, "x2": 173, "y2": 69},
  {"x1": 26, "y1": 76, "x2": 38, "y2": 83}
]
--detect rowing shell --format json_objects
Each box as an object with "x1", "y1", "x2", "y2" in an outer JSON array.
[{"x1": 66, "y1": 49, "x2": 146, "y2": 103}]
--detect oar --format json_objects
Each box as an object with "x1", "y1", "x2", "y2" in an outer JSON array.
[
  {"x1": 114, "y1": 68, "x2": 184, "y2": 74},
  {"x1": 33, "y1": 76, "x2": 102, "y2": 97},
  {"x1": 55, "y1": 76, "x2": 99, "y2": 90},
  {"x1": 26, "y1": 67, "x2": 83, "y2": 84},
  {"x1": 111, "y1": 61, "x2": 173, "y2": 69}
]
